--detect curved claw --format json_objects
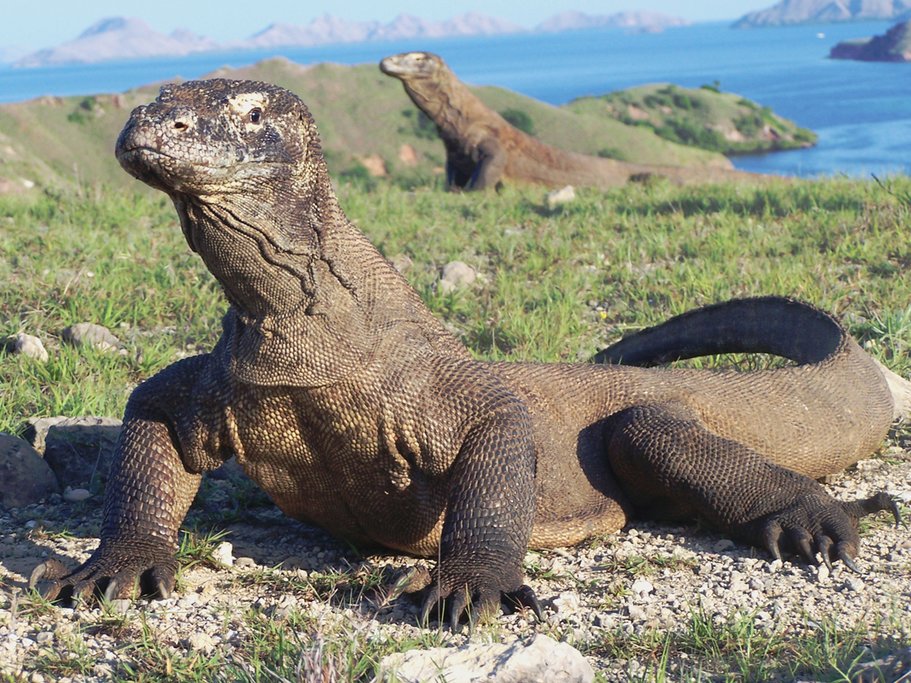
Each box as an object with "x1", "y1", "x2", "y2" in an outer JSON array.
[
  {"x1": 789, "y1": 527, "x2": 816, "y2": 564},
  {"x1": 836, "y1": 543, "x2": 862, "y2": 574},
  {"x1": 815, "y1": 535, "x2": 834, "y2": 570},
  {"x1": 448, "y1": 589, "x2": 469, "y2": 633},
  {"x1": 420, "y1": 584, "x2": 443, "y2": 626},
  {"x1": 761, "y1": 520, "x2": 784, "y2": 562},
  {"x1": 850, "y1": 491, "x2": 902, "y2": 527},
  {"x1": 502, "y1": 584, "x2": 543, "y2": 621},
  {"x1": 28, "y1": 558, "x2": 69, "y2": 590}
]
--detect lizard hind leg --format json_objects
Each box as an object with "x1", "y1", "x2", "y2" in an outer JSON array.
[{"x1": 605, "y1": 402, "x2": 896, "y2": 569}]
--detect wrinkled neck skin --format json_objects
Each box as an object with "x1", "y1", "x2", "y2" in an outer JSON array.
[
  {"x1": 171, "y1": 159, "x2": 370, "y2": 331},
  {"x1": 168, "y1": 158, "x2": 465, "y2": 386},
  {"x1": 401, "y1": 70, "x2": 486, "y2": 140}
]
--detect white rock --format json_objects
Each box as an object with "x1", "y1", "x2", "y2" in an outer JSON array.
[
  {"x1": 62, "y1": 487, "x2": 91, "y2": 503},
  {"x1": 815, "y1": 563, "x2": 830, "y2": 583},
  {"x1": 378, "y1": 634, "x2": 594, "y2": 683},
  {"x1": 186, "y1": 632, "x2": 217, "y2": 653},
  {"x1": 630, "y1": 578, "x2": 654, "y2": 597},
  {"x1": 10, "y1": 333, "x2": 48, "y2": 362},
  {"x1": 545, "y1": 185, "x2": 576, "y2": 210},
  {"x1": 553, "y1": 591, "x2": 581, "y2": 613},
  {"x1": 212, "y1": 541, "x2": 234, "y2": 567},
  {"x1": 61, "y1": 322, "x2": 123, "y2": 353},
  {"x1": 439, "y1": 261, "x2": 477, "y2": 293}
]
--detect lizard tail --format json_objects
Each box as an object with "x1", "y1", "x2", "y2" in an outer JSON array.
[
  {"x1": 593, "y1": 296, "x2": 843, "y2": 367},
  {"x1": 594, "y1": 295, "x2": 911, "y2": 421}
]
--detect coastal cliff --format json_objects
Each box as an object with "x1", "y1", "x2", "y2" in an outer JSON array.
[{"x1": 830, "y1": 20, "x2": 911, "y2": 61}]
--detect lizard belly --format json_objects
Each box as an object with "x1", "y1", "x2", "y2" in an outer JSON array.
[
  {"x1": 489, "y1": 362, "x2": 633, "y2": 548},
  {"x1": 228, "y1": 387, "x2": 447, "y2": 557}
]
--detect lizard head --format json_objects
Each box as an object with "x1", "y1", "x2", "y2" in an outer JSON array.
[
  {"x1": 379, "y1": 51, "x2": 447, "y2": 82},
  {"x1": 115, "y1": 78, "x2": 324, "y2": 199}
]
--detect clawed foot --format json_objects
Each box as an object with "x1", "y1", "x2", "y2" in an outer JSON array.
[
  {"x1": 419, "y1": 581, "x2": 543, "y2": 631},
  {"x1": 29, "y1": 542, "x2": 178, "y2": 606},
  {"x1": 756, "y1": 490, "x2": 900, "y2": 573}
]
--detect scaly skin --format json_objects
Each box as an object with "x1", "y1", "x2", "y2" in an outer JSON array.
[
  {"x1": 379, "y1": 51, "x2": 765, "y2": 190},
  {"x1": 32, "y1": 79, "x2": 903, "y2": 627}
]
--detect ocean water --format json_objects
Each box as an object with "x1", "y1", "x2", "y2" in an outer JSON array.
[{"x1": 1, "y1": 21, "x2": 908, "y2": 178}]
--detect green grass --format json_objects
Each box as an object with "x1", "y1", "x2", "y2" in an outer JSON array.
[
  {"x1": 587, "y1": 606, "x2": 910, "y2": 682},
  {"x1": 2, "y1": 175, "x2": 911, "y2": 435}
]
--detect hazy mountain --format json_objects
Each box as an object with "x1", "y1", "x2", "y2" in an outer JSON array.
[
  {"x1": 536, "y1": 11, "x2": 689, "y2": 33},
  {"x1": 830, "y1": 19, "x2": 911, "y2": 60},
  {"x1": 15, "y1": 11, "x2": 691, "y2": 68},
  {"x1": 245, "y1": 12, "x2": 523, "y2": 49},
  {"x1": 0, "y1": 46, "x2": 28, "y2": 64},
  {"x1": 15, "y1": 17, "x2": 217, "y2": 67},
  {"x1": 733, "y1": 0, "x2": 911, "y2": 28}
]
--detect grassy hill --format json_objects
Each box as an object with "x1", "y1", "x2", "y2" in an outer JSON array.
[
  {"x1": 568, "y1": 83, "x2": 817, "y2": 155},
  {"x1": 0, "y1": 58, "x2": 766, "y2": 194}
]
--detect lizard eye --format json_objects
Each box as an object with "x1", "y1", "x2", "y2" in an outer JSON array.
[{"x1": 248, "y1": 108, "x2": 263, "y2": 124}]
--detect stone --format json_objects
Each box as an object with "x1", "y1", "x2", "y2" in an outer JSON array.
[
  {"x1": 61, "y1": 322, "x2": 123, "y2": 353},
  {"x1": 186, "y1": 632, "x2": 218, "y2": 653},
  {"x1": 545, "y1": 185, "x2": 576, "y2": 210},
  {"x1": 24, "y1": 416, "x2": 122, "y2": 489},
  {"x1": 398, "y1": 143, "x2": 419, "y2": 166},
  {"x1": 378, "y1": 634, "x2": 594, "y2": 683},
  {"x1": 0, "y1": 434, "x2": 60, "y2": 507},
  {"x1": 6, "y1": 333, "x2": 48, "y2": 362},
  {"x1": 630, "y1": 578, "x2": 654, "y2": 597},
  {"x1": 439, "y1": 261, "x2": 477, "y2": 293},
  {"x1": 359, "y1": 154, "x2": 387, "y2": 177},
  {"x1": 213, "y1": 541, "x2": 235, "y2": 567},
  {"x1": 62, "y1": 487, "x2": 91, "y2": 503}
]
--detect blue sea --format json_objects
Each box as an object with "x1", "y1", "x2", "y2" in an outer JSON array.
[{"x1": 1, "y1": 21, "x2": 909, "y2": 178}]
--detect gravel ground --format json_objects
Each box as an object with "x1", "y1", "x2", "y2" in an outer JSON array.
[{"x1": 1, "y1": 444, "x2": 910, "y2": 681}]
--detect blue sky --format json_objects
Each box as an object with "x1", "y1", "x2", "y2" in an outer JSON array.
[{"x1": 2, "y1": 1, "x2": 768, "y2": 52}]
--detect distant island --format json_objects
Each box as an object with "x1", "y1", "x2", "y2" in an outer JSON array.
[
  {"x1": 734, "y1": 0, "x2": 911, "y2": 28},
  {"x1": 830, "y1": 19, "x2": 911, "y2": 61},
  {"x1": 12, "y1": 11, "x2": 690, "y2": 68}
]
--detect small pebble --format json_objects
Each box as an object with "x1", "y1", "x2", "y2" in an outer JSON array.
[{"x1": 62, "y1": 488, "x2": 91, "y2": 503}]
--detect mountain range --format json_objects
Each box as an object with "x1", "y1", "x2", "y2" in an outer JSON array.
[
  {"x1": 11, "y1": 11, "x2": 690, "y2": 68},
  {"x1": 733, "y1": 0, "x2": 911, "y2": 28}
]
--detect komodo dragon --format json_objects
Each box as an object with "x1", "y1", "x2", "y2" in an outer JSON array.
[
  {"x1": 379, "y1": 51, "x2": 761, "y2": 191},
  {"x1": 31, "y1": 79, "x2": 907, "y2": 630}
]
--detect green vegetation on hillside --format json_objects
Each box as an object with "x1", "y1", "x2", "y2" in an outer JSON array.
[
  {"x1": 0, "y1": 58, "x2": 750, "y2": 194},
  {"x1": 569, "y1": 83, "x2": 817, "y2": 155}
]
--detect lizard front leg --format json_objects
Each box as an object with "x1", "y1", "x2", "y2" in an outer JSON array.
[
  {"x1": 468, "y1": 138, "x2": 507, "y2": 191},
  {"x1": 606, "y1": 402, "x2": 899, "y2": 568},
  {"x1": 31, "y1": 357, "x2": 213, "y2": 604},
  {"x1": 420, "y1": 395, "x2": 540, "y2": 629}
]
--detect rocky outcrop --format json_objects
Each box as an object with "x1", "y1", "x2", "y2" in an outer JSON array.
[
  {"x1": 0, "y1": 434, "x2": 60, "y2": 507},
  {"x1": 24, "y1": 416, "x2": 123, "y2": 489},
  {"x1": 830, "y1": 20, "x2": 911, "y2": 61},
  {"x1": 734, "y1": 0, "x2": 911, "y2": 28},
  {"x1": 378, "y1": 634, "x2": 595, "y2": 683}
]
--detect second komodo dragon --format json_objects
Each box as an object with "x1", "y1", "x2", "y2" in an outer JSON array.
[
  {"x1": 32, "y1": 79, "x2": 908, "y2": 629},
  {"x1": 380, "y1": 50, "x2": 761, "y2": 190}
]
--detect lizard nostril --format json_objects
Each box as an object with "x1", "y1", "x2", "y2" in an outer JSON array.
[{"x1": 174, "y1": 120, "x2": 189, "y2": 131}]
